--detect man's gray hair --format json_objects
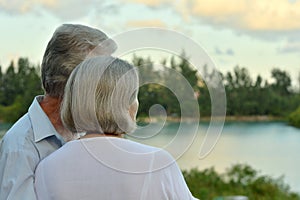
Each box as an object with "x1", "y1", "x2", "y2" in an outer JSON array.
[
  {"x1": 61, "y1": 56, "x2": 139, "y2": 135},
  {"x1": 41, "y1": 24, "x2": 116, "y2": 98}
]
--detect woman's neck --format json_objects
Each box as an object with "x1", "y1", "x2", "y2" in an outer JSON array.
[{"x1": 80, "y1": 133, "x2": 123, "y2": 139}]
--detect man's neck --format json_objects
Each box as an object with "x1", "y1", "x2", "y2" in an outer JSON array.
[{"x1": 39, "y1": 95, "x2": 73, "y2": 141}]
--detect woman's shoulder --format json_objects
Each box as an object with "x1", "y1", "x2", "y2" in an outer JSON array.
[
  {"x1": 119, "y1": 139, "x2": 176, "y2": 169},
  {"x1": 120, "y1": 138, "x2": 173, "y2": 157}
]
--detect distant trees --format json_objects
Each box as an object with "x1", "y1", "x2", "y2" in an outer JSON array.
[
  {"x1": 0, "y1": 58, "x2": 43, "y2": 122},
  {"x1": 225, "y1": 66, "x2": 299, "y2": 117},
  {"x1": 133, "y1": 56, "x2": 300, "y2": 120},
  {"x1": 134, "y1": 54, "x2": 199, "y2": 118},
  {"x1": 0, "y1": 56, "x2": 299, "y2": 124}
]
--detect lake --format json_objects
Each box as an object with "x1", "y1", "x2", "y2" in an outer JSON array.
[
  {"x1": 131, "y1": 121, "x2": 300, "y2": 194},
  {"x1": 1, "y1": 121, "x2": 300, "y2": 193}
]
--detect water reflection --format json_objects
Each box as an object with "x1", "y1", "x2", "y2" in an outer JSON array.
[{"x1": 133, "y1": 122, "x2": 300, "y2": 193}]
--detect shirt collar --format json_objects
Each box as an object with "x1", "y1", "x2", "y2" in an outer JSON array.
[{"x1": 29, "y1": 96, "x2": 65, "y2": 144}]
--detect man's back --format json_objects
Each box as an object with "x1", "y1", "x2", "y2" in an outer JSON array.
[
  {"x1": 0, "y1": 113, "x2": 38, "y2": 199},
  {"x1": 0, "y1": 97, "x2": 63, "y2": 200}
]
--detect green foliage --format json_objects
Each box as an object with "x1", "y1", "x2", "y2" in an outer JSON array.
[
  {"x1": 132, "y1": 54, "x2": 300, "y2": 120},
  {"x1": 0, "y1": 96, "x2": 23, "y2": 122},
  {"x1": 134, "y1": 54, "x2": 197, "y2": 118},
  {"x1": 225, "y1": 66, "x2": 298, "y2": 117},
  {"x1": 288, "y1": 106, "x2": 300, "y2": 128},
  {"x1": 0, "y1": 56, "x2": 300, "y2": 125},
  {"x1": 183, "y1": 164, "x2": 300, "y2": 200},
  {"x1": 135, "y1": 55, "x2": 300, "y2": 119},
  {"x1": 0, "y1": 58, "x2": 43, "y2": 123},
  {"x1": 271, "y1": 68, "x2": 292, "y2": 96}
]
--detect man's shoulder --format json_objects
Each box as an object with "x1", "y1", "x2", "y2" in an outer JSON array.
[{"x1": 1, "y1": 113, "x2": 34, "y2": 152}]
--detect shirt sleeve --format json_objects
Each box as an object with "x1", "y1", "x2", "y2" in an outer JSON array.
[{"x1": 0, "y1": 148, "x2": 39, "y2": 200}]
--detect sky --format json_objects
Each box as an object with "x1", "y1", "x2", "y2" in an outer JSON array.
[{"x1": 0, "y1": 0, "x2": 300, "y2": 86}]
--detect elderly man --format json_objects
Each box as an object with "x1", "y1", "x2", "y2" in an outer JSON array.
[{"x1": 0, "y1": 24, "x2": 116, "y2": 200}]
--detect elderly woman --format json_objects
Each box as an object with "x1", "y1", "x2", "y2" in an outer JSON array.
[{"x1": 34, "y1": 56, "x2": 197, "y2": 200}]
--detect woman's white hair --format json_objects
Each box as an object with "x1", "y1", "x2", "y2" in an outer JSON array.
[{"x1": 61, "y1": 56, "x2": 139, "y2": 135}]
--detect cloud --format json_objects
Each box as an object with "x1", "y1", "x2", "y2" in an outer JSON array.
[
  {"x1": 0, "y1": 0, "x2": 110, "y2": 20},
  {"x1": 126, "y1": 19, "x2": 166, "y2": 28},
  {"x1": 126, "y1": 0, "x2": 300, "y2": 31},
  {"x1": 3, "y1": 0, "x2": 299, "y2": 32},
  {"x1": 215, "y1": 47, "x2": 222, "y2": 55},
  {"x1": 278, "y1": 42, "x2": 300, "y2": 53},
  {"x1": 226, "y1": 48, "x2": 234, "y2": 56},
  {"x1": 0, "y1": 0, "x2": 57, "y2": 14},
  {"x1": 215, "y1": 47, "x2": 234, "y2": 56},
  {"x1": 124, "y1": 0, "x2": 169, "y2": 7},
  {"x1": 125, "y1": 0, "x2": 300, "y2": 56},
  {"x1": 190, "y1": 0, "x2": 300, "y2": 31}
]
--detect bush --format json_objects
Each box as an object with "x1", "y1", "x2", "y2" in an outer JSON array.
[
  {"x1": 0, "y1": 96, "x2": 25, "y2": 123},
  {"x1": 288, "y1": 107, "x2": 300, "y2": 128},
  {"x1": 183, "y1": 164, "x2": 300, "y2": 200}
]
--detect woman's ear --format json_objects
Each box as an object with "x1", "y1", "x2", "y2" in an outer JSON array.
[{"x1": 129, "y1": 100, "x2": 139, "y2": 121}]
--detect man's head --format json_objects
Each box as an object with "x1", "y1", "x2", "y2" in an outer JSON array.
[{"x1": 41, "y1": 24, "x2": 116, "y2": 98}]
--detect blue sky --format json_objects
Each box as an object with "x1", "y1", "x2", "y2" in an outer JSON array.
[{"x1": 1, "y1": 0, "x2": 300, "y2": 86}]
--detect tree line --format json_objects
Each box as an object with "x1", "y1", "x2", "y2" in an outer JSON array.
[
  {"x1": 132, "y1": 54, "x2": 300, "y2": 125},
  {"x1": 0, "y1": 56, "x2": 300, "y2": 126},
  {"x1": 0, "y1": 58, "x2": 43, "y2": 122}
]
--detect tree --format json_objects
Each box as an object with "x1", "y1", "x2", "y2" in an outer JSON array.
[
  {"x1": 175, "y1": 53, "x2": 199, "y2": 90},
  {"x1": 233, "y1": 66, "x2": 252, "y2": 88},
  {"x1": 254, "y1": 75, "x2": 263, "y2": 88},
  {"x1": 225, "y1": 66, "x2": 254, "y2": 115},
  {"x1": 132, "y1": 55, "x2": 165, "y2": 117},
  {"x1": 271, "y1": 68, "x2": 291, "y2": 95},
  {"x1": 0, "y1": 65, "x2": 3, "y2": 105},
  {"x1": 298, "y1": 72, "x2": 300, "y2": 94},
  {"x1": 167, "y1": 54, "x2": 199, "y2": 117},
  {"x1": 1, "y1": 61, "x2": 18, "y2": 106},
  {"x1": 0, "y1": 58, "x2": 43, "y2": 122}
]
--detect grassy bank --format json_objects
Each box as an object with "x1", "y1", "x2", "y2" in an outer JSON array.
[{"x1": 137, "y1": 115, "x2": 285, "y2": 123}]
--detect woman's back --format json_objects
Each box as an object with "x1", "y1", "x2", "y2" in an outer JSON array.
[{"x1": 35, "y1": 137, "x2": 196, "y2": 200}]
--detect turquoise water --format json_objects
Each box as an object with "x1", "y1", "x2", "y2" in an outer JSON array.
[
  {"x1": 1, "y1": 121, "x2": 300, "y2": 193},
  {"x1": 132, "y1": 121, "x2": 300, "y2": 194}
]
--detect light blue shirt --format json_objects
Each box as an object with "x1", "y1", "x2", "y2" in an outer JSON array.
[{"x1": 0, "y1": 96, "x2": 65, "y2": 200}]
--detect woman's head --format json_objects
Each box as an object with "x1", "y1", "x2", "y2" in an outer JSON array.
[{"x1": 61, "y1": 56, "x2": 139, "y2": 135}]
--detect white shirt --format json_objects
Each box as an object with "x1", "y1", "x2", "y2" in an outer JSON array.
[
  {"x1": 35, "y1": 137, "x2": 197, "y2": 200},
  {"x1": 0, "y1": 96, "x2": 65, "y2": 200}
]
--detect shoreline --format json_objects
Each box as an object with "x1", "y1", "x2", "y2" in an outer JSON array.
[{"x1": 137, "y1": 115, "x2": 285, "y2": 123}]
